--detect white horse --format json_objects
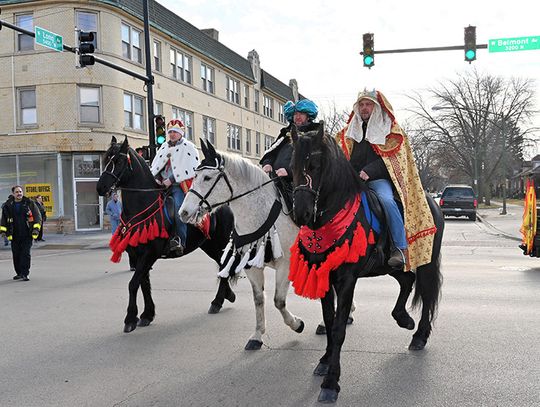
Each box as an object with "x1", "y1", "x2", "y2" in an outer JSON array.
[{"x1": 179, "y1": 140, "x2": 305, "y2": 350}]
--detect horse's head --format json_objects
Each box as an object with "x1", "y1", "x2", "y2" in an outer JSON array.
[
  {"x1": 180, "y1": 139, "x2": 233, "y2": 224},
  {"x1": 97, "y1": 136, "x2": 132, "y2": 196},
  {"x1": 290, "y1": 121, "x2": 326, "y2": 227}
]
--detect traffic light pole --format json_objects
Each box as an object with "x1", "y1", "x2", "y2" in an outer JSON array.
[
  {"x1": 361, "y1": 43, "x2": 487, "y2": 56},
  {"x1": 143, "y1": 0, "x2": 157, "y2": 160}
]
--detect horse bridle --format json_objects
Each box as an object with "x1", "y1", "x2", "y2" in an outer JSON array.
[
  {"x1": 101, "y1": 151, "x2": 132, "y2": 192},
  {"x1": 293, "y1": 151, "x2": 323, "y2": 224},
  {"x1": 188, "y1": 158, "x2": 277, "y2": 213}
]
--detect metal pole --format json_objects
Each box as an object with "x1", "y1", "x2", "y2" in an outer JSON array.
[
  {"x1": 501, "y1": 120, "x2": 507, "y2": 215},
  {"x1": 143, "y1": 0, "x2": 156, "y2": 160}
]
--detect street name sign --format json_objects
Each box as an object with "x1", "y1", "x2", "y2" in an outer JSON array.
[
  {"x1": 489, "y1": 36, "x2": 540, "y2": 53},
  {"x1": 35, "y1": 26, "x2": 63, "y2": 52}
]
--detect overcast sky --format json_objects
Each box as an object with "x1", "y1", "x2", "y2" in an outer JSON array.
[{"x1": 161, "y1": 0, "x2": 539, "y2": 155}]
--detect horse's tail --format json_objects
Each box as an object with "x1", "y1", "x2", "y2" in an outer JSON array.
[{"x1": 411, "y1": 193, "x2": 444, "y2": 323}]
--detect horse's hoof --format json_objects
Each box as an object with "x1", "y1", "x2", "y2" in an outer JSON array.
[
  {"x1": 318, "y1": 388, "x2": 338, "y2": 403},
  {"x1": 124, "y1": 322, "x2": 137, "y2": 333},
  {"x1": 392, "y1": 310, "x2": 415, "y2": 330},
  {"x1": 226, "y1": 291, "x2": 236, "y2": 303},
  {"x1": 346, "y1": 316, "x2": 354, "y2": 325},
  {"x1": 244, "y1": 339, "x2": 263, "y2": 350},
  {"x1": 208, "y1": 303, "x2": 222, "y2": 314},
  {"x1": 137, "y1": 318, "x2": 152, "y2": 327},
  {"x1": 313, "y1": 362, "x2": 329, "y2": 376},
  {"x1": 315, "y1": 324, "x2": 326, "y2": 335},
  {"x1": 408, "y1": 337, "x2": 426, "y2": 351},
  {"x1": 295, "y1": 320, "x2": 305, "y2": 333}
]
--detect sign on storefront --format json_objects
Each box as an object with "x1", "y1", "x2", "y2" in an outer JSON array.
[{"x1": 25, "y1": 183, "x2": 54, "y2": 217}]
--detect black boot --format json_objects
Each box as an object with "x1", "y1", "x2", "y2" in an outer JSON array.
[{"x1": 388, "y1": 248, "x2": 405, "y2": 268}]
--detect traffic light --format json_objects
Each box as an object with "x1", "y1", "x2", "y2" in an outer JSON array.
[
  {"x1": 464, "y1": 25, "x2": 476, "y2": 62},
  {"x1": 77, "y1": 30, "x2": 95, "y2": 67},
  {"x1": 154, "y1": 115, "x2": 166, "y2": 147},
  {"x1": 362, "y1": 33, "x2": 375, "y2": 68}
]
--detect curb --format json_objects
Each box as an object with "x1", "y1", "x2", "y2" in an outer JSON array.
[{"x1": 476, "y1": 213, "x2": 521, "y2": 242}]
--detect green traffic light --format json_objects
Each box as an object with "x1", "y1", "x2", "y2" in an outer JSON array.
[
  {"x1": 465, "y1": 50, "x2": 476, "y2": 60},
  {"x1": 364, "y1": 55, "x2": 374, "y2": 66},
  {"x1": 156, "y1": 134, "x2": 166, "y2": 145}
]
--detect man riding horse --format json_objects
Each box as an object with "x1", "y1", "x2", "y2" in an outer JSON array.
[
  {"x1": 336, "y1": 89, "x2": 437, "y2": 270},
  {"x1": 150, "y1": 119, "x2": 199, "y2": 255},
  {"x1": 260, "y1": 98, "x2": 319, "y2": 211}
]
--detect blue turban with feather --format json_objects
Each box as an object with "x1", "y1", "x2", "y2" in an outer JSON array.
[{"x1": 283, "y1": 99, "x2": 318, "y2": 122}]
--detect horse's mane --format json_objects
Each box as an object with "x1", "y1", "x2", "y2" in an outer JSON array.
[{"x1": 220, "y1": 151, "x2": 270, "y2": 187}]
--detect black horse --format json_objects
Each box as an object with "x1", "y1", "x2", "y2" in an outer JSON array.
[
  {"x1": 290, "y1": 124, "x2": 444, "y2": 403},
  {"x1": 96, "y1": 136, "x2": 235, "y2": 333}
]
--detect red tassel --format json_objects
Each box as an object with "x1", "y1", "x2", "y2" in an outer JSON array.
[
  {"x1": 129, "y1": 228, "x2": 140, "y2": 247},
  {"x1": 160, "y1": 226, "x2": 168, "y2": 239},
  {"x1": 139, "y1": 224, "x2": 148, "y2": 244},
  {"x1": 368, "y1": 229, "x2": 375, "y2": 244},
  {"x1": 109, "y1": 229, "x2": 121, "y2": 250},
  {"x1": 110, "y1": 251, "x2": 122, "y2": 263},
  {"x1": 118, "y1": 234, "x2": 130, "y2": 253},
  {"x1": 302, "y1": 265, "x2": 319, "y2": 299},
  {"x1": 152, "y1": 219, "x2": 159, "y2": 238}
]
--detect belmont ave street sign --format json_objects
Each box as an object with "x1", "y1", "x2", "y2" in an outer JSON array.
[
  {"x1": 489, "y1": 36, "x2": 540, "y2": 53},
  {"x1": 35, "y1": 26, "x2": 63, "y2": 52}
]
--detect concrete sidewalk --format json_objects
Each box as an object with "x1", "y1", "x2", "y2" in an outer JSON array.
[{"x1": 477, "y1": 201, "x2": 523, "y2": 241}]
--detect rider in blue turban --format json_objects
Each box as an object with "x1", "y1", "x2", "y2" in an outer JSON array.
[{"x1": 260, "y1": 98, "x2": 319, "y2": 211}]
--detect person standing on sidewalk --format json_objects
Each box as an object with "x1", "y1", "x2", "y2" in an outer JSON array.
[
  {"x1": 105, "y1": 192, "x2": 122, "y2": 234},
  {"x1": 34, "y1": 195, "x2": 47, "y2": 241},
  {"x1": 0, "y1": 186, "x2": 42, "y2": 281}
]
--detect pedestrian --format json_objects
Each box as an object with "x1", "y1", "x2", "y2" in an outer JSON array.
[
  {"x1": 105, "y1": 192, "x2": 122, "y2": 234},
  {"x1": 150, "y1": 119, "x2": 199, "y2": 255},
  {"x1": 336, "y1": 89, "x2": 436, "y2": 269},
  {"x1": 0, "y1": 186, "x2": 42, "y2": 281},
  {"x1": 34, "y1": 194, "x2": 47, "y2": 241},
  {"x1": 2, "y1": 195, "x2": 13, "y2": 247},
  {"x1": 260, "y1": 98, "x2": 319, "y2": 210}
]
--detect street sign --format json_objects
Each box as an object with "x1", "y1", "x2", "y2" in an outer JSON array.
[
  {"x1": 488, "y1": 36, "x2": 540, "y2": 53},
  {"x1": 35, "y1": 26, "x2": 63, "y2": 52}
]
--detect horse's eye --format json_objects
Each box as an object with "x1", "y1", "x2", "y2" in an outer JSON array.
[{"x1": 204, "y1": 175, "x2": 211, "y2": 181}]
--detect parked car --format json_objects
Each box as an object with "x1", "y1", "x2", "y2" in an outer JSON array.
[{"x1": 439, "y1": 185, "x2": 477, "y2": 221}]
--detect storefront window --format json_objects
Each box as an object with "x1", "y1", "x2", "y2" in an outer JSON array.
[
  {"x1": 74, "y1": 154, "x2": 101, "y2": 178},
  {"x1": 62, "y1": 154, "x2": 74, "y2": 217},
  {"x1": 18, "y1": 154, "x2": 58, "y2": 217}
]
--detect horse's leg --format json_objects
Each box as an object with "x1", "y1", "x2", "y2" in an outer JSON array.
[
  {"x1": 273, "y1": 259, "x2": 304, "y2": 333},
  {"x1": 314, "y1": 288, "x2": 335, "y2": 376},
  {"x1": 316, "y1": 290, "x2": 355, "y2": 335},
  {"x1": 389, "y1": 270, "x2": 416, "y2": 330},
  {"x1": 409, "y1": 255, "x2": 442, "y2": 350},
  {"x1": 124, "y1": 268, "x2": 143, "y2": 333},
  {"x1": 208, "y1": 277, "x2": 236, "y2": 314},
  {"x1": 244, "y1": 267, "x2": 266, "y2": 350},
  {"x1": 318, "y1": 267, "x2": 357, "y2": 404},
  {"x1": 138, "y1": 254, "x2": 160, "y2": 327}
]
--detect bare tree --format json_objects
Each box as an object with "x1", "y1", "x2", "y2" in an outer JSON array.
[
  {"x1": 406, "y1": 69, "x2": 538, "y2": 204},
  {"x1": 318, "y1": 102, "x2": 350, "y2": 136}
]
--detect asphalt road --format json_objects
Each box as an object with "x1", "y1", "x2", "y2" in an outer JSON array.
[{"x1": 1, "y1": 220, "x2": 539, "y2": 407}]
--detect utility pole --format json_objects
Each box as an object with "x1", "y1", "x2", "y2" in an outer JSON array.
[{"x1": 501, "y1": 120, "x2": 507, "y2": 215}]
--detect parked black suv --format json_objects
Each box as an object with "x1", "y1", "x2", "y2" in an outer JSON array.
[{"x1": 439, "y1": 185, "x2": 477, "y2": 221}]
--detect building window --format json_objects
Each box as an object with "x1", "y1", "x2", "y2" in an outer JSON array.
[
  {"x1": 154, "y1": 100, "x2": 163, "y2": 116},
  {"x1": 254, "y1": 90, "x2": 260, "y2": 113},
  {"x1": 124, "y1": 92, "x2": 145, "y2": 130},
  {"x1": 16, "y1": 14, "x2": 34, "y2": 51},
  {"x1": 121, "y1": 23, "x2": 142, "y2": 63},
  {"x1": 243, "y1": 84, "x2": 249, "y2": 108},
  {"x1": 264, "y1": 135, "x2": 274, "y2": 151},
  {"x1": 153, "y1": 40, "x2": 161, "y2": 71},
  {"x1": 170, "y1": 48, "x2": 192, "y2": 83},
  {"x1": 227, "y1": 124, "x2": 241, "y2": 151},
  {"x1": 278, "y1": 103, "x2": 285, "y2": 123},
  {"x1": 18, "y1": 87, "x2": 36, "y2": 126},
  {"x1": 79, "y1": 86, "x2": 101, "y2": 124},
  {"x1": 202, "y1": 116, "x2": 216, "y2": 145},
  {"x1": 245, "y1": 129, "x2": 251, "y2": 154},
  {"x1": 263, "y1": 95, "x2": 274, "y2": 119},
  {"x1": 172, "y1": 107, "x2": 194, "y2": 141},
  {"x1": 255, "y1": 131, "x2": 261, "y2": 156},
  {"x1": 226, "y1": 76, "x2": 240, "y2": 104},
  {"x1": 201, "y1": 63, "x2": 214, "y2": 93},
  {"x1": 76, "y1": 11, "x2": 98, "y2": 50}
]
